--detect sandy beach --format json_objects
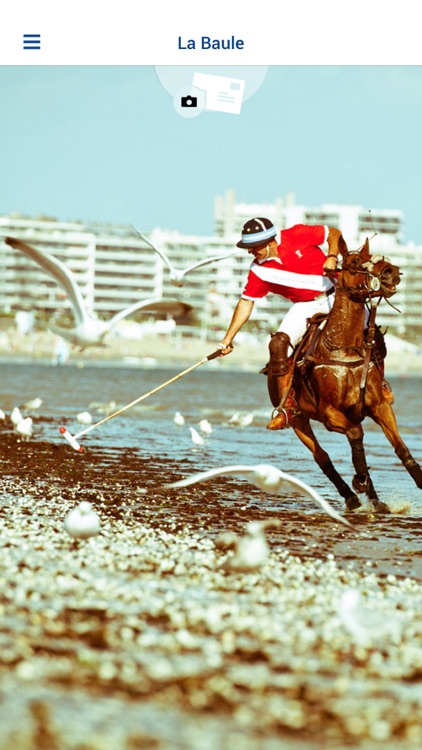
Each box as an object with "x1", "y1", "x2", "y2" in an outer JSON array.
[{"x1": 0, "y1": 431, "x2": 421, "y2": 750}]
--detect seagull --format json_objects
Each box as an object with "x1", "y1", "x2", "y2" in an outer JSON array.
[
  {"x1": 199, "y1": 419, "x2": 213, "y2": 434},
  {"x1": 218, "y1": 520, "x2": 282, "y2": 572},
  {"x1": 133, "y1": 229, "x2": 240, "y2": 288},
  {"x1": 174, "y1": 411, "x2": 185, "y2": 426},
  {"x1": 11, "y1": 407, "x2": 24, "y2": 428},
  {"x1": 64, "y1": 501, "x2": 101, "y2": 539},
  {"x1": 238, "y1": 412, "x2": 254, "y2": 427},
  {"x1": 22, "y1": 397, "x2": 43, "y2": 412},
  {"x1": 228, "y1": 412, "x2": 240, "y2": 424},
  {"x1": 337, "y1": 589, "x2": 403, "y2": 646},
  {"x1": 16, "y1": 417, "x2": 33, "y2": 440},
  {"x1": 189, "y1": 426, "x2": 205, "y2": 447},
  {"x1": 4, "y1": 237, "x2": 192, "y2": 349},
  {"x1": 0, "y1": 409, "x2": 5, "y2": 420},
  {"x1": 77, "y1": 411, "x2": 92, "y2": 425},
  {"x1": 165, "y1": 463, "x2": 351, "y2": 526}
]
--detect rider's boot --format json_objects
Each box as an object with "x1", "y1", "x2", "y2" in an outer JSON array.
[{"x1": 265, "y1": 332, "x2": 297, "y2": 430}]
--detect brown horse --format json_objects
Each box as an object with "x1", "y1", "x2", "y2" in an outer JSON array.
[{"x1": 268, "y1": 238, "x2": 422, "y2": 513}]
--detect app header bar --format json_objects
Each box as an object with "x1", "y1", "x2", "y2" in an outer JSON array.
[{"x1": 1, "y1": 0, "x2": 421, "y2": 65}]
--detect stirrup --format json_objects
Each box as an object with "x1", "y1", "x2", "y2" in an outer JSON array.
[
  {"x1": 266, "y1": 397, "x2": 298, "y2": 431},
  {"x1": 266, "y1": 408, "x2": 292, "y2": 431}
]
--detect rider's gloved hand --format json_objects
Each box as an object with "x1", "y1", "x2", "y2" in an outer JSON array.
[{"x1": 323, "y1": 255, "x2": 338, "y2": 275}]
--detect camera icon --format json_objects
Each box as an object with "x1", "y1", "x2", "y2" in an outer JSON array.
[
  {"x1": 174, "y1": 87, "x2": 204, "y2": 118},
  {"x1": 181, "y1": 95, "x2": 198, "y2": 108}
]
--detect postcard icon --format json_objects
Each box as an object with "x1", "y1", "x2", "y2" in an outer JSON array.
[{"x1": 192, "y1": 72, "x2": 245, "y2": 115}]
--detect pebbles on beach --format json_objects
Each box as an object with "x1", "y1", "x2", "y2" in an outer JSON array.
[{"x1": 0, "y1": 466, "x2": 421, "y2": 750}]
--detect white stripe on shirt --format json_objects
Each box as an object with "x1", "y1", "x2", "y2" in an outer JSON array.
[{"x1": 249, "y1": 262, "x2": 333, "y2": 292}]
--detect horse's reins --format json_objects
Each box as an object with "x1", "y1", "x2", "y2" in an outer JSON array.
[
  {"x1": 322, "y1": 260, "x2": 383, "y2": 382},
  {"x1": 359, "y1": 297, "x2": 381, "y2": 391}
]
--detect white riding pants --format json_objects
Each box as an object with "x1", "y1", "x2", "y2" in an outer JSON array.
[
  {"x1": 277, "y1": 293, "x2": 371, "y2": 352},
  {"x1": 277, "y1": 293, "x2": 336, "y2": 352}
]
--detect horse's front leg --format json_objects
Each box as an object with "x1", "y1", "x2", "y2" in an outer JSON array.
[
  {"x1": 369, "y1": 401, "x2": 422, "y2": 488},
  {"x1": 320, "y1": 405, "x2": 389, "y2": 514},
  {"x1": 346, "y1": 423, "x2": 390, "y2": 514},
  {"x1": 292, "y1": 415, "x2": 361, "y2": 511}
]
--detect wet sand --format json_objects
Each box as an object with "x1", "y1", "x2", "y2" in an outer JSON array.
[{"x1": 1, "y1": 421, "x2": 421, "y2": 749}]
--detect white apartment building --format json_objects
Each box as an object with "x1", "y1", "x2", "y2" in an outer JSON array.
[
  {"x1": 215, "y1": 189, "x2": 404, "y2": 245},
  {"x1": 1, "y1": 194, "x2": 421, "y2": 340}
]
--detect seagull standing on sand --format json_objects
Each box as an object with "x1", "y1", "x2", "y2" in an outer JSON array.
[
  {"x1": 228, "y1": 412, "x2": 240, "y2": 425},
  {"x1": 16, "y1": 417, "x2": 33, "y2": 440},
  {"x1": 11, "y1": 407, "x2": 24, "y2": 428},
  {"x1": 174, "y1": 411, "x2": 185, "y2": 426},
  {"x1": 23, "y1": 397, "x2": 43, "y2": 412},
  {"x1": 134, "y1": 229, "x2": 240, "y2": 288},
  {"x1": 165, "y1": 463, "x2": 351, "y2": 526},
  {"x1": 217, "y1": 519, "x2": 282, "y2": 572},
  {"x1": 238, "y1": 413, "x2": 254, "y2": 427},
  {"x1": 4, "y1": 237, "x2": 192, "y2": 349},
  {"x1": 64, "y1": 501, "x2": 101, "y2": 539},
  {"x1": 189, "y1": 426, "x2": 205, "y2": 447},
  {"x1": 77, "y1": 411, "x2": 93, "y2": 425},
  {"x1": 199, "y1": 419, "x2": 213, "y2": 435}
]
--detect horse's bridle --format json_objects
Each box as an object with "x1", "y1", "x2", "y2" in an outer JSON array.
[{"x1": 328, "y1": 252, "x2": 392, "y2": 300}]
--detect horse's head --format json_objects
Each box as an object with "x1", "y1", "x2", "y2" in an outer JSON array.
[{"x1": 338, "y1": 238, "x2": 401, "y2": 300}]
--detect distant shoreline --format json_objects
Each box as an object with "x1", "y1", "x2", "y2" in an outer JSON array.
[{"x1": 1, "y1": 330, "x2": 421, "y2": 374}]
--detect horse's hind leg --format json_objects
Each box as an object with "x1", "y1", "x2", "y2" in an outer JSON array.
[
  {"x1": 292, "y1": 416, "x2": 362, "y2": 511},
  {"x1": 347, "y1": 425, "x2": 390, "y2": 514}
]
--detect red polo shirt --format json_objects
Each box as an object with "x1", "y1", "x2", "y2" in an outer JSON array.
[{"x1": 241, "y1": 224, "x2": 334, "y2": 303}]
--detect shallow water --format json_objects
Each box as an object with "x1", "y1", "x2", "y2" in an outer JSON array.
[{"x1": 1, "y1": 361, "x2": 422, "y2": 580}]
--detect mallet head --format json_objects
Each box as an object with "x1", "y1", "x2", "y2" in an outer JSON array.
[{"x1": 59, "y1": 426, "x2": 83, "y2": 452}]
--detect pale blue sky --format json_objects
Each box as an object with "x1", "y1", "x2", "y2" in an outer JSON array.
[{"x1": 1, "y1": 65, "x2": 422, "y2": 242}]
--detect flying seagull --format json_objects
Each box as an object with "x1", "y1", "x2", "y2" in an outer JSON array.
[
  {"x1": 133, "y1": 228, "x2": 240, "y2": 288},
  {"x1": 4, "y1": 237, "x2": 192, "y2": 349},
  {"x1": 165, "y1": 463, "x2": 351, "y2": 526}
]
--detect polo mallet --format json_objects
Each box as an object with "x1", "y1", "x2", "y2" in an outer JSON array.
[{"x1": 59, "y1": 348, "x2": 223, "y2": 451}]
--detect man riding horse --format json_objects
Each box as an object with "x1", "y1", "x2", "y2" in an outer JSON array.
[{"x1": 217, "y1": 217, "x2": 393, "y2": 427}]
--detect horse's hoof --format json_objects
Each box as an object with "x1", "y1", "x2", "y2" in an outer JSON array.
[
  {"x1": 345, "y1": 494, "x2": 362, "y2": 511},
  {"x1": 352, "y1": 475, "x2": 368, "y2": 494},
  {"x1": 372, "y1": 501, "x2": 391, "y2": 514}
]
